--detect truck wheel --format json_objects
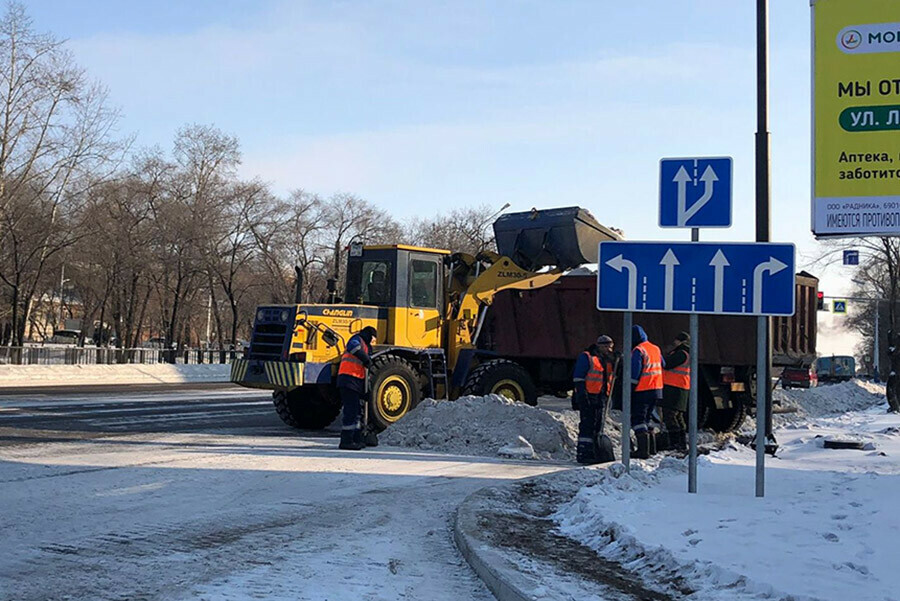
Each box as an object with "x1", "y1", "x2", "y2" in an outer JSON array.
[
  {"x1": 705, "y1": 403, "x2": 748, "y2": 433},
  {"x1": 273, "y1": 385, "x2": 341, "y2": 430},
  {"x1": 462, "y1": 359, "x2": 538, "y2": 406},
  {"x1": 369, "y1": 355, "x2": 422, "y2": 431}
]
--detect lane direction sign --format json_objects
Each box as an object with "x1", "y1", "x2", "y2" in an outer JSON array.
[
  {"x1": 597, "y1": 241, "x2": 796, "y2": 316},
  {"x1": 843, "y1": 250, "x2": 859, "y2": 265},
  {"x1": 659, "y1": 157, "x2": 733, "y2": 228}
]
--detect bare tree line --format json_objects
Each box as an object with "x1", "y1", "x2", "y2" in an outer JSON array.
[{"x1": 0, "y1": 2, "x2": 498, "y2": 349}]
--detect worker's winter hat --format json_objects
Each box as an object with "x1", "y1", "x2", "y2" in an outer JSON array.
[
  {"x1": 596, "y1": 335, "x2": 613, "y2": 344},
  {"x1": 675, "y1": 331, "x2": 690, "y2": 342}
]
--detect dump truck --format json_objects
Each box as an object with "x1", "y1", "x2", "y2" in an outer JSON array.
[
  {"x1": 231, "y1": 207, "x2": 619, "y2": 430},
  {"x1": 481, "y1": 272, "x2": 819, "y2": 431}
]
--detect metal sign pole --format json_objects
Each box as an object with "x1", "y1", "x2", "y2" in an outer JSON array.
[
  {"x1": 689, "y1": 313, "x2": 699, "y2": 493},
  {"x1": 622, "y1": 311, "x2": 632, "y2": 471},
  {"x1": 688, "y1": 227, "x2": 699, "y2": 493},
  {"x1": 755, "y1": 315, "x2": 766, "y2": 497}
]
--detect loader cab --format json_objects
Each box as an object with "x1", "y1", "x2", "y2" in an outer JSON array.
[{"x1": 344, "y1": 244, "x2": 450, "y2": 349}]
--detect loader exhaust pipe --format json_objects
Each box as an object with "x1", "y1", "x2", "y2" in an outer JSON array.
[{"x1": 294, "y1": 266, "x2": 304, "y2": 304}]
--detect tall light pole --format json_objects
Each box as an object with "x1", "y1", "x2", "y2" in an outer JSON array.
[{"x1": 755, "y1": 0, "x2": 775, "y2": 459}]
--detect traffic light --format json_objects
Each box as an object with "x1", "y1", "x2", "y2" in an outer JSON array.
[{"x1": 817, "y1": 291, "x2": 825, "y2": 310}]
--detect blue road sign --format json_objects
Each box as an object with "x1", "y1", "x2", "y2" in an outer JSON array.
[
  {"x1": 597, "y1": 241, "x2": 796, "y2": 316},
  {"x1": 843, "y1": 250, "x2": 859, "y2": 265},
  {"x1": 659, "y1": 157, "x2": 733, "y2": 228},
  {"x1": 833, "y1": 299, "x2": 847, "y2": 314}
]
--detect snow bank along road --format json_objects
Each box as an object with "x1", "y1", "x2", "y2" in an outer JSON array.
[{"x1": 0, "y1": 385, "x2": 568, "y2": 600}]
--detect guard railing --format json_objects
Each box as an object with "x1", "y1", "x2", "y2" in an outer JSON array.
[{"x1": 0, "y1": 346, "x2": 242, "y2": 366}]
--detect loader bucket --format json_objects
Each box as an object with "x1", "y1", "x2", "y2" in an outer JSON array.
[{"x1": 492, "y1": 206, "x2": 621, "y2": 270}]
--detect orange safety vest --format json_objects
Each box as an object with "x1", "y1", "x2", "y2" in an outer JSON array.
[
  {"x1": 663, "y1": 350, "x2": 691, "y2": 390},
  {"x1": 584, "y1": 353, "x2": 605, "y2": 395},
  {"x1": 634, "y1": 340, "x2": 663, "y2": 392},
  {"x1": 338, "y1": 337, "x2": 369, "y2": 380}
]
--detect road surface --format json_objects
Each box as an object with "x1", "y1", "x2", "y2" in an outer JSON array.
[{"x1": 0, "y1": 384, "x2": 567, "y2": 600}]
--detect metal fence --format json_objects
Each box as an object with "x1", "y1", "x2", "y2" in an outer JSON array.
[{"x1": 0, "y1": 346, "x2": 241, "y2": 366}]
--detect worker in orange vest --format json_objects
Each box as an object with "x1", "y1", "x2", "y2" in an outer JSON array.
[
  {"x1": 337, "y1": 326, "x2": 377, "y2": 450},
  {"x1": 630, "y1": 324, "x2": 664, "y2": 459},
  {"x1": 572, "y1": 335, "x2": 616, "y2": 464},
  {"x1": 659, "y1": 331, "x2": 691, "y2": 452}
]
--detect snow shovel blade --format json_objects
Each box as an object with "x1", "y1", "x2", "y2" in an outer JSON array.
[{"x1": 594, "y1": 434, "x2": 616, "y2": 464}]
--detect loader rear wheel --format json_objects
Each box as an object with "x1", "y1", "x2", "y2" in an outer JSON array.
[
  {"x1": 369, "y1": 355, "x2": 422, "y2": 431},
  {"x1": 462, "y1": 359, "x2": 538, "y2": 406},
  {"x1": 273, "y1": 385, "x2": 341, "y2": 430}
]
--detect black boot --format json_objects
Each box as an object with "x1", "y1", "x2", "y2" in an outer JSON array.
[
  {"x1": 649, "y1": 431, "x2": 658, "y2": 456},
  {"x1": 339, "y1": 430, "x2": 365, "y2": 450},
  {"x1": 362, "y1": 428, "x2": 379, "y2": 448},
  {"x1": 671, "y1": 429, "x2": 687, "y2": 452},
  {"x1": 656, "y1": 430, "x2": 672, "y2": 452},
  {"x1": 576, "y1": 439, "x2": 598, "y2": 464},
  {"x1": 633, "y1": 432, "x2": 651, "y2": 459}
]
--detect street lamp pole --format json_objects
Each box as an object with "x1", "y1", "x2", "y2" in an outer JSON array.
[
  {"x1": 874, "y1": 302, "x2": 881, "y2": 382},
  {"x1": 755, "y1": 0, "x2": 775, "y2": 455}
]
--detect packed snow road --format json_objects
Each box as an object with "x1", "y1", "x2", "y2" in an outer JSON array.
[{"x1": 0, "y1": 385, "x2": 567, "y2": 600}]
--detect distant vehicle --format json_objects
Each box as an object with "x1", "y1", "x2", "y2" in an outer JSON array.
[
  {"x1": 781, "y1": 365, "x2": 818, "y2": 389},
  {"x1": 46, "y1": 329, "x2": 92, "y2": 346},
  {"x1": 815, "y1": 355, "x2": 855, "y2": 383},
  {"x1": 141, "y1": 337, "x2": 170, "y2": 349}
]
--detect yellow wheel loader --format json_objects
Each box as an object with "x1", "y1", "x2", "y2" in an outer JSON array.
[{"x1": 230, "y1": 207, "x2": 619, "y2": 431}]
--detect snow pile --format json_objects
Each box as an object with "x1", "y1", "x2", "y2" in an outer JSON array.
[
  {"x1": 554, "y1": 403, "x2": 900, "y2": 601},
  {"x1": 381, "y1": 395, "x2": 577, "y2": 460},
  {"x1": 774, "y1": 379, "x2": 885, "y2": 421}
]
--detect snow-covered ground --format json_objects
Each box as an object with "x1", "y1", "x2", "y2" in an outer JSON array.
[
  {"x1": 0, "y1": 410, "x2": 568, "y2": 600},
  {"x1": 554, "y1": 380, "x2": 899, "y2": 601}
]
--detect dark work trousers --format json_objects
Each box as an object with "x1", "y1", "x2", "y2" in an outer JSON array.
[
  {"x1": 339, "y1": 386, "x2": 363, "y2": 432},
  {"x1": 660, "y1": 407, "x2": 687, "y2": 432},
  {"x1": 577, "y1": 394, "x2": 608, "y2": 461},
  {"x1": 630, "y1": 390, "x2": 659, "y2": 433}
]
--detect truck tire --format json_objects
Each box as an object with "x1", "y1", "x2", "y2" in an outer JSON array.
[
  {"x1": 273, "y1": 385, "x2": 341, "y2": 430},
  {"x1": 705, "y1": 403, "x2": 748, "y2": 433},
  {"x1": 369, "y1": 355, "x2": 422, "y2": 431},
  {"x1": 462, "y1": 359, "x2": 538, "y2": 406}
]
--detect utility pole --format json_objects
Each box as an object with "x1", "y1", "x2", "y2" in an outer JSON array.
[
  {"x1": 57, "y1": 264, "x2": 68, "y2": 332},
  {"x1": 755, "y1": 0, "x2": 776, "y2": 458}
]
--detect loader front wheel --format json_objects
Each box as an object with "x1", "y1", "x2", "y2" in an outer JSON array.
[
  {"x1": 273, "y1": 385, "x2": 341, "y2": 430},
  {"x1": 462, "y1": 359, "x2": 538, "y2": 406},
  {"x1": 369, "y1": 355, "x2": 422, "y2": 431}
]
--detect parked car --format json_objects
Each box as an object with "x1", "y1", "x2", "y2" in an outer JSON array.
[
  {"x1": 781, "y1": 365, "x2": 818, "y2": 389},
  {"x1": 815, "y1": 355, "x2": 855, "y2": 383},
  {"x1": 46, "y1": 329, "x2": 92, "y2": 346}
]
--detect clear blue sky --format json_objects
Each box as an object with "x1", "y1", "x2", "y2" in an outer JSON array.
[{"x1": 25, "y1": 0, "x2": 857, "y2": 351}]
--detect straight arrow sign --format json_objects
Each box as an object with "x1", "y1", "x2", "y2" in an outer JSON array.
[
  {"x1": 674, "y1": 166, "x2": 691, "y2": 226},
  {"x1": 709, "y1": 249, "x2": 730, "y2": 313},
  {"x1": 660, "y1": 249, "x2": 679, "y2": 311}
]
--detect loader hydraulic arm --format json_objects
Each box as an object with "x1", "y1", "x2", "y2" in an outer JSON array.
[{"x1": 446, "y1": 255, "x2": 563, "y2": 371}]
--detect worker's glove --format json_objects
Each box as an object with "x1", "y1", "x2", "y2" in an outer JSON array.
[{"x1": 572, "y1": 386, "x2": 585, "y2": 411}]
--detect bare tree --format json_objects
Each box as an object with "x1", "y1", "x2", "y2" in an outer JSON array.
[
  {"x1": 0, "y1": 3, "x2": 120, "y2": 345},
  {"x1": 408, "y1": 204, "x2": 498, "y2": 255}
]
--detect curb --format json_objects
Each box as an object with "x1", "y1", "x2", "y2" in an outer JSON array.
[{"x1": 453, "y1": 487, "x2": 537, "y2": 601}]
